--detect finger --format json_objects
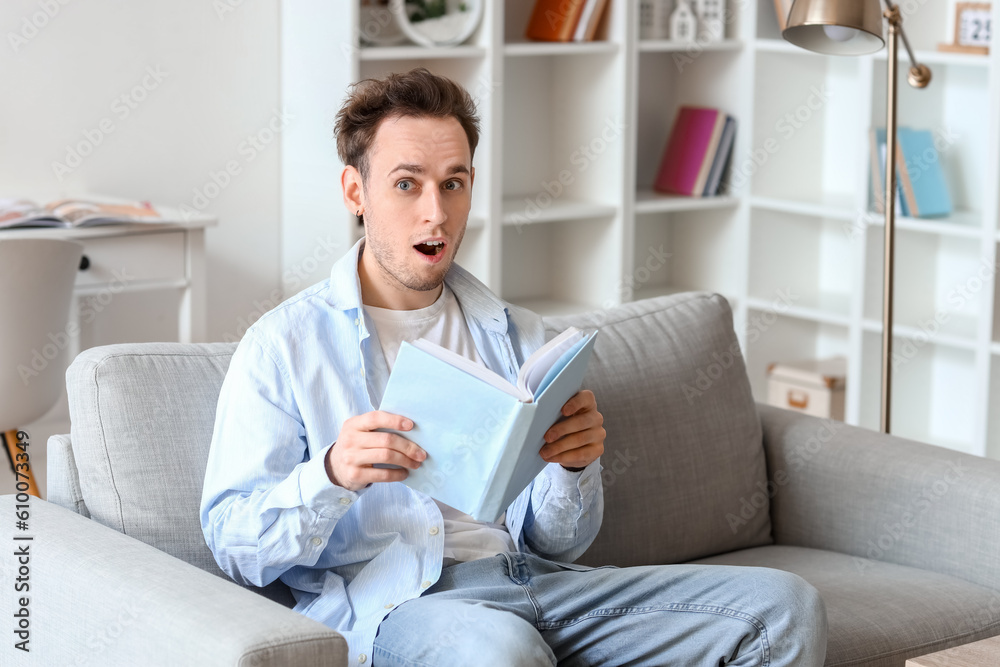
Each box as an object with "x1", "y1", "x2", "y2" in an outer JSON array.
[
  {"x1": 356, "y1": 410, "x2": 414, "y2": 432},
  {"x1": 357, "y1": 466, "x2": 410, "y2": 485},
  {"x1": 359, "y1": 431, "x2": 426, "y2": 467},
  {"x1": 544, "y1": 409, "x2": 602, "y2": 444},
  {"x1": 543, "y1": 441, "x2": 603, "y2": 467},
  {"x1": 561, "y1": 390, "x2": 595, "y2": 417},
  {"x1": 540, "y1": 425, "x2": 606, "y2": 459}
]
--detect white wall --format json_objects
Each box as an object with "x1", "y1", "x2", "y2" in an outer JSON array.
[{"x1": 1, "y1": 0, "x2": 287, "y2": 344}]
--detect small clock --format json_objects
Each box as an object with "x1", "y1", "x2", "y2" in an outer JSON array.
[{"x1": 939, "y1": 1, "x2": 992, "y2": 54}]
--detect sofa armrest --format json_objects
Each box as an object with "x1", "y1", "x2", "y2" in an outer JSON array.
[
  {"x1": 757, "y1": 404, "x2": 1000, "y2": 592},
  {"x1": 0, "y1": 496, "x2": 347, "y2": 666}
]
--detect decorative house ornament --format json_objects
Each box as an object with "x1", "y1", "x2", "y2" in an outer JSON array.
[
  {"x1": 695, "y1": 0, "x2": 726, "y2": 42},
  {"x1": 640, "y1": 0, "x2": 673, "y2": 40},
  {"x1": 670, "y1": 0, "x2": 698, "y2": 42}
]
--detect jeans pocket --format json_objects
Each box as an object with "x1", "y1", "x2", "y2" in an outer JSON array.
[{"x1": 550, "y1": 559, "x2": 618, "y2": 572}]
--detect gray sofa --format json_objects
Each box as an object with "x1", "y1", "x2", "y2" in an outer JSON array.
[{"x1": 3, "y1": 292, "x2": 999, "y2": 666}]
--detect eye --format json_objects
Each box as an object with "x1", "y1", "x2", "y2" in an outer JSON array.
[
  {"x1": 396, "y1": 180, "x2": 413, "y2": 191},
  {"x1": 444, "y1": 180, "x2": 462, "y2": 191}
]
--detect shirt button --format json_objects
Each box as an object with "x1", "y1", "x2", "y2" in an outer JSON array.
[
  {"x1": 360, "y1": 369, "x2": 365, "y2": 377},
  {"x1": 421, "y1": 580, "x2": 432, "y2": 589},
  {"x1": 340, "y1": 497, "x2": 352, "y2": 505},
  {"x1": 384, "y1": 603, "x2": 394, "y2": 609},
  {"x1": 354, "y1": 318, "x2": 360, "y2": 326},
  {"x1": 310, "y1": 537, "x2": 322, "y2": 546},
  {"x1": 358, "y1": 654, "x2": 367, "y2": 664},
  {"x1": 428, "y1": 526, "x2": 439, "y2": 536}
]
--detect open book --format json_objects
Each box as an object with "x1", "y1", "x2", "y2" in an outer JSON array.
[
  {"x1": 377, "y1": 326, "x2": 599, "y2": 522},
  {"x1": 0, "y1": 197, "x2": 163, "y2": 230}
]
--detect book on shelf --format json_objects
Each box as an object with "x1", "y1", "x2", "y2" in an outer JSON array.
[
  {"x1": 0, "y1": 197, "x2": 163, "y2": 230},
  {"x1": 376, "y1": 326, "x2": 599, "y2": 522},
  {"x1": 869, "y1": 127, "x2": 952, "y2": 219},
  {"x1": 525, "y1": 0, "x2": 609, "y2": 42},
  {"x1": 654, "y1": 106, "x2": 737, "y2": 197}
]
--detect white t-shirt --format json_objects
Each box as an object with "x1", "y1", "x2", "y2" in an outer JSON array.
[{"x1": 364, "y1": 284, "x2": 517, "y2": 565}]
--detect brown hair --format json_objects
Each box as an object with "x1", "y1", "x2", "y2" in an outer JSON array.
[{"x1": 334, "y1": 67, "x2": 481, "y2": 190}]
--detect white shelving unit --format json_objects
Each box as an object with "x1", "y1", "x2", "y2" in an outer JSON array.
[{"x1": 282, "y1": 1, "x2": 1000, "y2": 460}]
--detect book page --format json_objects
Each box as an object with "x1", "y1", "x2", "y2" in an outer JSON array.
[
  {"x1": 410, "y1": 338, "x2": 529, "y2": 401},
  {"x1": 516, "y1": 327, "x2": 584, "y2": 397}
]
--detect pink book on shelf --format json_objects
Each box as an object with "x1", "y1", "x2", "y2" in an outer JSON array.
[{"x1": 654, "y1": 106, "x2": 727, "y2": 196}]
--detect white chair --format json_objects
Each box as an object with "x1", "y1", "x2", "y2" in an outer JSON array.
[{"x1": 1, "y1": 238, "x2": 83, "y2": 497}]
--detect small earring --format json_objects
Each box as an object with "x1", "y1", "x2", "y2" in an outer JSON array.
[{"x1": 356, "y1": 209, "x2": 363, "y2": 216}]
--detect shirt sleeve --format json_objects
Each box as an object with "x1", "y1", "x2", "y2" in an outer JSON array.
[
  {"x1": 518, "y1": 458, "x2": 604, "y2": 562},
  {"x1": 199, "y1": 331, "x2": 361, "y2": 587}
]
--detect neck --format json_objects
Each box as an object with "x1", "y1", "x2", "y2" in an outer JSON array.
[{"x1": 357, "y1": 243, "x2": 443, "y2": 310}]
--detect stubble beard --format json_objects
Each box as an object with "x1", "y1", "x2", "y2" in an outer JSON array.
[{"x1": 364, "y1": 208, "x2": 466, "y2": 295}]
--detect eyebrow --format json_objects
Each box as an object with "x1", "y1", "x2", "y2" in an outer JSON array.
[{"x1": 388, "y1": 163, "x2": 470, "y2": 177}]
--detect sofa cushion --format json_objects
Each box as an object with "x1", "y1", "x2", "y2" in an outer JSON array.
[
  {"x1": 66, "y1": 342, "x2": 237, "y2": 577},
  {"x1": 544, "y1": 292, "x2": 772, "y2": 566},
  {"x1": 695, "y1": 545, "x2": 1000, "y2": 667}
]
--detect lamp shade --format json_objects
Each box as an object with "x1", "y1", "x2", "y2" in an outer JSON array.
[{"x1": 782, "y1": 0, "x2": 885, "y2": 55}]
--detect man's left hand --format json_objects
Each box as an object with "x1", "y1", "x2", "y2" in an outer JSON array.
[{"x1": 540, "y1": 389, "x2": 605, "y2": 471}]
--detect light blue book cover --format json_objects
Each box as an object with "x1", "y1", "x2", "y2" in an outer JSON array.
[
  {"x1": 872, "y1": 128, "x2": 909, "y2": 217},
  {"x1": 898, "y1": 127, "x2": 952, "y2": 218},
  {"x1": 376, "y1": 327, "x2": 598, "y2": 522}
]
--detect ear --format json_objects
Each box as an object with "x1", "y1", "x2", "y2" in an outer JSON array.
[
  {"x1": 341, "y1": 165, "x2": 364, "y2": 215},
  {"x1": 470, "y1": 166, "x2": 475, "y2": 189}
]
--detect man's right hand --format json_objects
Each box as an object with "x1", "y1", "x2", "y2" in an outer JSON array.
[{"x1": 325, "y1": 411, "x2": 426, "y2": 491}]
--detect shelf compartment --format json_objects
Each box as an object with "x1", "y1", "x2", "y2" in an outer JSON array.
[
  {"x1": 504, "y1": 41, "x2": 619, "y2": 57},
  {"x1": 753, "y1": 38, "x2": 829, "y2": 56},
  {"x1": 635, "y1": 48, "x2": 746, "y2": 196},
  {"x1": 501, "y1": 216, "x2": 621, "y2": 315},
  {"x1": 750, "y1": 194, "x2": 857, "y2": 221},
  {"x1": 359, "y1": 45, "x2": 487, "y2": 60},
  {"x1": 502, "y1": 53, "x2": 625, "y2": 215},
  {"x1": 859, "y1": 331, "x2": 978, "y2": 456},
  {"x1": 743, "y1": 312, "x2": 849, "y2": 402},
  {"x1": 865, "y1": 209, "x2": 984, "y2": 240},
  {"x1": 751, "y1": 51, "x2": 868, "y2": 204},
  {"x1": 633, "y1": 208, "x2": 742, "y2": 302},
  {"x1": 632, "y1": 285, "x2": 738, "y2": 308},
  {"x1": 749, "y1": 208, "x2": 854, "y2": 323},
  {"x1": 635, "y1": 190, "x2": 738, "y2": 215},
  {"x1": 870, "y1": 60, "x2": 990, "y2": 214},
  {"x1": 864, "y1": 225, "x2": 983, "y2": 346},
  {"x1": 638, "y1": 39, "x2": 742, "y2": 53},
  {"x1": 861, "y1": 318, "x2": 979, "y2": 352},
  {"x1": 746, "y1": 295, "x2": 851, "y2": 327},
  {"x1": 501, "y1": 197, "x2": 617, "y2": 226}
]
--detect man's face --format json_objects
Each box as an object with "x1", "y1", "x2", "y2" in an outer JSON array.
[{"x1": 357, "y1": 114, "x2": 474, "y2": 308}]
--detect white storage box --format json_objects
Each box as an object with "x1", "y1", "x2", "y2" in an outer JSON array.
[{"x1": 766, "y1": 357, "x2": 847, "y2": 421}]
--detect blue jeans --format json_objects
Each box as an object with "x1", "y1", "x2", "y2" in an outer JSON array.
[{"x1": 372, "y1": 552, "x2": 827, "y2": 666}]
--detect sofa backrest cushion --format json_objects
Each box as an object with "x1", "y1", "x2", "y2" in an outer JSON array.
[
  {"x1": 544, "y1": 292, "x2": 772, "y2": 566},
  {"x1": 66, "y1": 342, "x2": 237, "y2": 579}
]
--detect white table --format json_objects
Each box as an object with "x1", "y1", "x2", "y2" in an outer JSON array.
[{"x1": 1, "y1": 216, "x2": 216, "y2": 358}]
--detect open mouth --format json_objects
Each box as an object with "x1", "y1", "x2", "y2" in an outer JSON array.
[{"x1": 414, "y1": 241, "x2": 445, "y2": 256}]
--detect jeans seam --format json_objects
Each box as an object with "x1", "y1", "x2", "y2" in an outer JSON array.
[
  {"x1": 536, "y1": 603, "x2": 771, "y2": 666},
  {"x1": 502, "y1": 552, "x2": 545, "y2": 626}
]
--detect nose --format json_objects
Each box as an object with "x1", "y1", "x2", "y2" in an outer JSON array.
[{"x1": 421, "y1": 187, "x2": 447, "y2": 226}]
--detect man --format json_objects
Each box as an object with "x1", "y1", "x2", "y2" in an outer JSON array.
[{"x1": 201, "y1": 68, "x2": 827, "y2": 666}]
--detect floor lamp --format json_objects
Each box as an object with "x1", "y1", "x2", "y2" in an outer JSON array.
[{"x1": 782, "y1": 0, "x2": 931, "y2": 434}]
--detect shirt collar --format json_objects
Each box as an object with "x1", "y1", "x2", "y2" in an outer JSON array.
[{"x1": 325, "y1": 237, "x2": 509, "y2": 335}]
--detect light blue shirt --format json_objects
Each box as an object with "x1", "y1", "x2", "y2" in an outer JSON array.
[{"x1": 200, "y1": 238, "x2": 604, "y2": 665}]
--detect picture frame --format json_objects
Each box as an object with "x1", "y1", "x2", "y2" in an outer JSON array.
[{"x1": 391, "y1": 0, "x2": 484, "y2": 48}]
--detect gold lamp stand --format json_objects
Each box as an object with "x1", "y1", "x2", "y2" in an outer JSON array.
[{"x1": 783, "y1": 0, "x2": 931, "y2": 433}]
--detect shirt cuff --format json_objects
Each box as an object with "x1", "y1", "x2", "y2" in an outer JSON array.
[
  {"x1": 547, "y1": 458, "x2": 600, "y2": 493},
  {"x1": 299, "y1": 442, "x2": 365, "y2": 519}
]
